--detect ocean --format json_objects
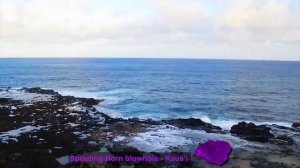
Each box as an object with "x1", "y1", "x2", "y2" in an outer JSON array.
[{"x1": 1, "y1": 58, "x2": 300, "y2": 129}]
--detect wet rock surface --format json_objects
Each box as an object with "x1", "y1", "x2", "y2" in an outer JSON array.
[
  {"x1": 0, "y1": 98, "x2": 11, "y2": 104},
  {"x1": 1, "y1": 87, "x2": 300, "y2": 168},
  {"x1": 292, "y1": 122, "x2": 300, "y2": 128},
  {"x1": 162, "y1": 118, "x2": 222, "y2": 133},
  {"x1": 230, "y1": 122, "x2": 274, "y2": 142}
]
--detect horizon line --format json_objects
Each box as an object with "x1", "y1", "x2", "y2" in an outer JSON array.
[{"x1": 0, "y1": 56, "x2": 299, "y2": 62}]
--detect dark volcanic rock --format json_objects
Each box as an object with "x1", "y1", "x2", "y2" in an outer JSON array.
[
  {"x1": 128, "y1": 117, "x2": 140, "y2": 122},
  {"x1": 292, "y1": 122, "x2": 300, "y2": 128},
  {"x1": 230, "y1": 122, "x2": 274, "y2": 142},
  {"x1": 23, "y1": 87, "x2": 58, "y2": 95},
  {"x1": 163, "y1": 118, "x2": 222, "y2": 133},
  {"x1": 78, "y1": 98, "x2": 103, "y2": 106},
  {"x1": 0, "y1": 87, "x2": 105, "y2": 168},
  {"x1": 108, "y1": 145, "x2": 144, "y2": 156},
  {"x1": 0, "y1": 98, "x2": 10, "y2": 104},
  {"x1": 2, "y1": 87, "x2": 299, "y2": 168},
  {"x1": 270, "y1": 135, "x2": 294, "y2": 146},
  {"x1": 108, "y1": 121, "x2": 146, "y2": 136},
  {"x1": 127, "y1": 117, "x2": 162, "y2": 125}
]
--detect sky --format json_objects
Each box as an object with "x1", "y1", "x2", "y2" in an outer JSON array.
[{"x1": 0, "y1": 0, "x2": 299, "y2": 61}]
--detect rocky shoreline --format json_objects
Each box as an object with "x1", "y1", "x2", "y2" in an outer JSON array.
[{"x1": 0, "y1": 87, "x2": 299, "y2": 168}]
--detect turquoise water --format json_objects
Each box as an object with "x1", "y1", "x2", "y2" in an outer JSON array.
[{"x1": 1, "y1": 58, "x2": 299, "y2": 129}]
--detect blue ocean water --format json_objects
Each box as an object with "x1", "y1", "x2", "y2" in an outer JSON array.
[{"x1": 1, "y1": 58, "x2": 300, "y2": 129}]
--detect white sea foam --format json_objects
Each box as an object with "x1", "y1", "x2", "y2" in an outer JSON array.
[
  {"x1": 199, "y1": 115, "x2": 212, "y2": 123},
  {"x1": 255, "y1": 121, "x2": 292, "y2": 128},
  {"x1": 66, "y1": 122, "x2": 79, "y2": 127},
  {"x1": 57, "y1": 90, "x2": 99, "y2": 99},
  {"x1": 119, "y1": 125, "x2": 252, "y2": 153},
  {"x1": 0, "y1": 89, "x2": 53, "y2": 103},
  {"x1": 94, "y1": 89, "x2": 142, "y2": 106},
  {"x1": 57, "y1": 88, "x2": 144, "y2": 107},
  {"x1": 88, "y1": 109, "x2": 106, "y2": 123},
  {"x1": 57, "y1": 89, "x2": 126, "y2": 117},
  {"x1": 57, "y1": 88, "x2": 135, "y2": 100},
  {"x1": 65, "y1": 105, "x2": 86, "y2": 112},
  {"x1": 210, "y1": 119, "x2": 292, "y2": 130},
  {"x1": 72, "y1": 132, "x2": 91, "y2": 140},
  {"x1": 95, "y1": 106, "x2": 123, "y2": 118},
  {"x1": 37, "y1": 88, "x2": 294, "y2": 129},
  {"x1": 190, "y1": 115, "x2": 292, "y2": 130},
  {"x1": 113, "y1": 135, "x2": 127, "y2": 142},
  {"x1": 56, "y1": 156, "x2": 69, "y2": 165},
  {"x1": 209, "y1": 119, "x2": 242, "y2": 130},
  {"x1": 0, "y1": 125, "x2": 47, "y2": 143}
]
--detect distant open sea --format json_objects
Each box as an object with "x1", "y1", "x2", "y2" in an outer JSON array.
[{"x1": 1, "y1": 58, "x2": 299, "y2": 129}]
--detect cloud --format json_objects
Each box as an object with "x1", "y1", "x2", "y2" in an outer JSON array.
[
  {"x1": 0, "y1": 0, "x2": 143, "y2": 42},
  {"x1": 0, "y1": 0, "x2": 299, "y2": 60},
  {"x1": 152, "y1": 0, "x2": 202, "y2": 29},
  {"x1": 214, "y1": 0, "x2": 300, "y2": 44}
]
